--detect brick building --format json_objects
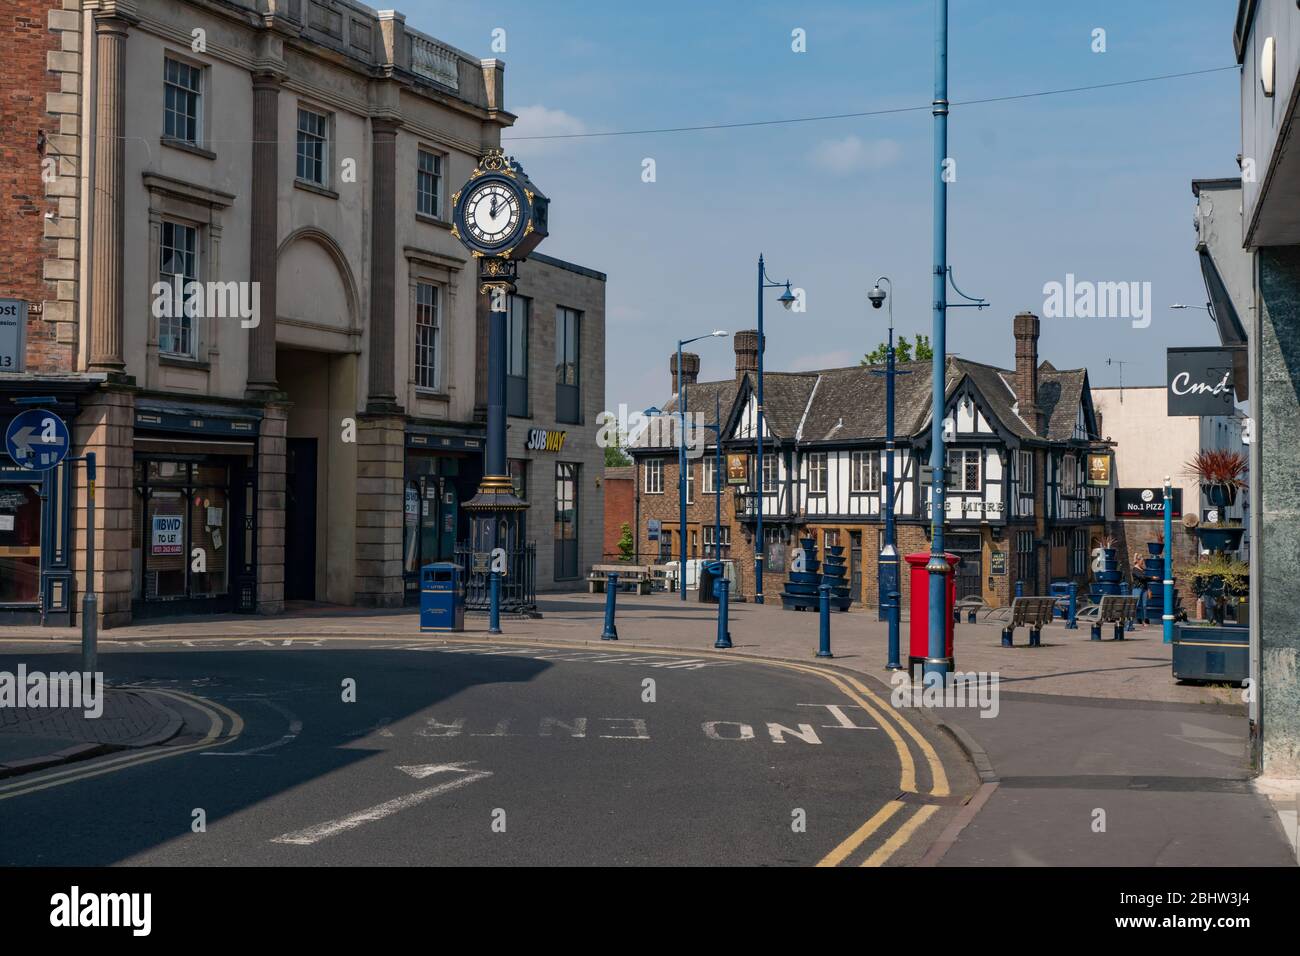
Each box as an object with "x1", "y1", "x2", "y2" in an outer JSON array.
[
  {"x1": 601, "y1": 465, "x2": 633, "y2": 562},
  {"x1": 630, "y1": 312, "x2": 1115, "y2": 610}
]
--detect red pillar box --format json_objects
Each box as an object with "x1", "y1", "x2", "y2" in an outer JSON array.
[{"x1": 905, "y1": 552, "x2": 960, "y2": 668}]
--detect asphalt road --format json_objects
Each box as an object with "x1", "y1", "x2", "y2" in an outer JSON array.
[{"x1": 0, "y1": 637, "x2": 968, "y2": 866}]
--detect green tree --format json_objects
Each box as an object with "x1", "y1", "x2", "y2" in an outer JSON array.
[
  {"x1": 617, "y1": 522, "x2": 634, "y2": 561},
  {"x1": 861, "y1": 333, "x2": 933, "y2": 365},
  {"x1": 605, "y1": 444, "x2": 631, "y2": 467}
]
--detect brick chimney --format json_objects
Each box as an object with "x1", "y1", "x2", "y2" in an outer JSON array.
[
  {"x1": 733, "y1": 329, "x2": 760, "y2": 383},
  {"x1": 1013, "y1": 311, "x2": 1042, "y2": 435},
  {"x1": 670, "y1": 351, "x2": 699, "y2": 395}
]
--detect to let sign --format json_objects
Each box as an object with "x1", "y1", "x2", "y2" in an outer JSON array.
[
  {"x1": 151, "y1": 515, "x2": 184, "y2": 555},
  {"x1": 1167, "y1": 347, "x2": 1235, "y2": 416}
]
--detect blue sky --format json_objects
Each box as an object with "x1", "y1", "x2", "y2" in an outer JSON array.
[{"x1": 419, "y1": 0, "x2": 1241, "y2": 415}]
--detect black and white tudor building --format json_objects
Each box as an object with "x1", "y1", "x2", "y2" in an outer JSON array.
[{"x1": 633, "y1": 312, "x2": 1115, "y2": 608}]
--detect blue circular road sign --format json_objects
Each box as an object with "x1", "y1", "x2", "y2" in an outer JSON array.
[{"x1": 4, "y1": 408, "x2": 70, "y2": 471}]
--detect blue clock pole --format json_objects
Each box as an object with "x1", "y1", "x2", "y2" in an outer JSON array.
[{"x1": 453, "y1": 149, "x2": 549, "y2": 616}]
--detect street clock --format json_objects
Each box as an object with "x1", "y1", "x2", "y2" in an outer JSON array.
[{"x1": 451, "y1": 147, "x2": 548, "y2": 262}]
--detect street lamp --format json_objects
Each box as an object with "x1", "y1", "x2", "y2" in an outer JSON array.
[
  {"x1": 755, "y1": 254, "x2": 797, "y2": 605},
  {"x1": 869, "y1": 278, "x2": 908, "y2": 670},
  {"x1": 678, "y1": 330, "x2": 728, "y2": 602}
]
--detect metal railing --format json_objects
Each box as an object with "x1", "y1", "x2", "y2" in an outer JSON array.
[{"x1": 454, "y1": 543, "x2": 536, "y2": 613}]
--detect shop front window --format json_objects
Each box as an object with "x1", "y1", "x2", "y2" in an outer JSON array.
[
  {"x1": 0, "y1": 483, "x2": 42, "y2": 604},
  {"x1": 134, "y1": 458, "x2": 234, "y2": 603}
]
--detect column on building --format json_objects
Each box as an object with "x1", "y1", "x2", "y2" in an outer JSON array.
[
  {"x1": 354, "y1": 116, "x2": 405, "y2": 606},
  {"x1": 72, "y1": 389, "x2": 135, "y2": 628},
  {"x1": 1258, "y1": 246, "x2": 1300, "y2": 777},
  {"x1": 247, "y1": 69, "x2": 286, "y2": 614},
  {"x1": 76, "y1": 13, "x2": 133, "y2": 626}
]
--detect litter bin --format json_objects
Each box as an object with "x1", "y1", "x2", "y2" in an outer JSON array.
[
  {"x1": 905, "y1": 552, "x2": 960, "y2": 669},
  {"x1": 699, "y1": 560, "x2": 724, "y2": 603},
  {"x1": 420, "y1": 561, "x2": 464, "y2": 632}
]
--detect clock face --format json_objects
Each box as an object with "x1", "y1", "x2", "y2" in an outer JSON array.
[{"x1": 464, "y1": 181, "x2": 522, "y2": 247}]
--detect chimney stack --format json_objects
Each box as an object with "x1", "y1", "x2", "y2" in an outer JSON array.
[
  {"x1": 670, "y1": 351, "x2": 699, "y2": 396},
  {"x1": 733, "y1": 329, "x2": 760, "y2": 383},
  {"x1": 1013, "y1": 311, "x2": 1042, "y2": 435}
]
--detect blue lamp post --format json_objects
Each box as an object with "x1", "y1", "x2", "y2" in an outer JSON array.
[
  {"x1": 755, "y1": 254, "x2": 797, "y2": 605},
  {"x1": 926, "y1": 0, "x2": 988, "y2": 682},
  {"x1": 869, "y1": 278, "x2": 909, "y2": 670},
  {"x1": 1163, "y1": 475, "x2": 1174, "y2": 644},
  {"x1": 677, "y1": 331, "x2": 728, "y2": 602}
]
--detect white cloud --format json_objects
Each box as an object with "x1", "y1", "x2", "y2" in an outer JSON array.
[
  {"x1": 503, "y1": 105, "x2": 588, "y2": 154},
  {"x1": 808, "y1": 136, "x2": 902, "y2": 174}
]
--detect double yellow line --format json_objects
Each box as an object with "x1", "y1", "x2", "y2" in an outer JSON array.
[
  {"x1": 389, "y1": 634, "x2": 953, "y2": 867},
  {"x1": 0, "y1": 688, "x2": 243, "y2": 802}
]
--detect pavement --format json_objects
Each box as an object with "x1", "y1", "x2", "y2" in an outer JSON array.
[
  {"x1": 0, "y1": 590, "x2": 1295, "y2": 866},
  {"x1": 0, "y1": 680, "x2": 183, "y2": 779}
]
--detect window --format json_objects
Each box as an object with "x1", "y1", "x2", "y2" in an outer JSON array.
[
  {"x1": 554, "y1": 462, "x2": 579, "y2": 579},
  {"x1": 414, "y1": 282, "x2": 440, "y2": 390},
  {"x1": 756, "y1": 452, "x2": 779, "y2": 490},
  {"x1": 851, "y1": 450, "x2": 881, "y2": 493},
  {"x1": 1015, "y1": 530, "x2": 1036, "y2": 588},
  {"x1": 808, "y1": 453, "x2": 828, "y2": 495},
  {"x1": 946, "y1": 448, "x2": 981, "y2": 492},
  {"x1": 1018, "y1": 450, "x2": 1034, "y2": 491},
  {"x1": 763, "y1": 526, "x2": 786, "y2": 573},
  {"x1": 703, "y1": 524, "x2": 731, "y2": 559},
  {"x1": 644, "y1": 458, "x2": 663, "y2": 494},
  {"x1": 508, "y1": 458, "x2": 528, "y2": 500},
  {"x1": 296, "y1": 107, "x2": 329, "y2": 185},
  {"x1": 506, "y1": 294, "x2": 529, "y2": 417},
  {"x1": 1061, "y1": 454, "x2": 1078, "y2": 496},
  {"x1": 158, "y1": 220, "x2": 198, "y2": 358},
  {"x1": 163, "y1": 58, "x2": 202, "y2": 145},
  {"x1": 685, "y1": 463, "x2": 695, "y2": 504},
  {"x1": 702, "y1": 455, "x2": 719, "y2": 494},
  {"x1": 555, "y1": 306, "x2": 581, "y2": 423},
  {"x1": 417, "y1": 149, "x2": 442, "y2": 218},
  {"x1": 1070, "y1": 529, "x2": 1088, "y2": 577}
]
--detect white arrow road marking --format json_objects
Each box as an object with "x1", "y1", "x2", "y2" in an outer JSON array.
[{"x1": 270, "y1": 762, "x2": 492, "y2": 846}]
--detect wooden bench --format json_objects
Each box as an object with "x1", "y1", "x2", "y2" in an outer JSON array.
[
  {"x1": 587, "y1": 565, "x2": 652, "y2": 595},
  {"x1": 1000, "y1": 596, "x2": 1056, "y2": 648},
  {"x1": 1091, "y1": 594, "x2": 1139, "y2": 641}
]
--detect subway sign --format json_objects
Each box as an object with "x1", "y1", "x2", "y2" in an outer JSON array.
[{"x1": 525, "y1": 428, "x2": 568, "y2": 452}]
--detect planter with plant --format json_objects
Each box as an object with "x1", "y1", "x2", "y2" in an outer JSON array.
[
  {"x1": 1187, "y1": 553, "x2": 1250, "y2": 625},
  {"x1": 1184, "y1": 449, "x2": 1248, "y2": 508}
]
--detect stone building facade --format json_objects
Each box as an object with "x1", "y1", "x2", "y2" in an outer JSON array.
[{"x1": 0, "y1": 0, "x2": 604, "y2": 626}]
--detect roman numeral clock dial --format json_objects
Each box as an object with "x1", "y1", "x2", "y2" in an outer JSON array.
[
  {"x1": 450, "y1": 148, "x2": 549, "y2": 265},
  {"x1": 465, "y1": 183, "x2": 520, "y2": 247}
]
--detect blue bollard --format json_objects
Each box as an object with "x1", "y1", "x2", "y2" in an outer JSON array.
[
  {"x1": 1015, "y1": 580, "x2": 1024, "y2": 599},
  {"x1": 817, "y1": 583, "x2": 833, "y2": 658},
  {"x1": 714, "y1": 577, "x2": 732, "y2": 649},
  {"x1": 1066, "y1": 581, "x2": 1078, "y2": 630},
  {"x1": 601, "y1": 571, "x2": 619, "y2": 640},
  {"x1": 488, "y1": 570, "x2": 501, "y2": 635}
]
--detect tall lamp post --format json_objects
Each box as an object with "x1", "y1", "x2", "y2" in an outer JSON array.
[
  {"x1": 928, "y1": 0, "x2": 988, "y2": 682},
  {"x1": 869, "y1": 279, "x2": 909, "y2": 670},
  {"x1": 755, "y1": 255, "x2": 797, "y2": 604},
  {"x1": 677, "y1": 330, "x2": 728, "y2": 601}
]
